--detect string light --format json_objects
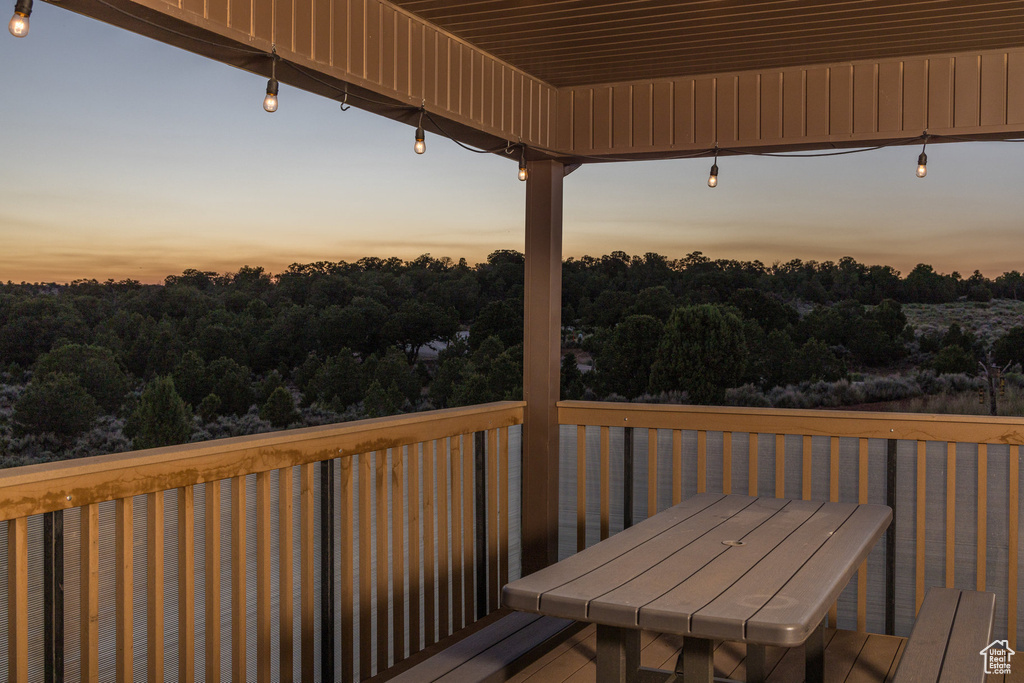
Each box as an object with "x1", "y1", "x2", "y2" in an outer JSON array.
[
  {"x1": 916, "y1": 132, "x2": 928, "y2": 178},
  {"x1": 8, "y1": 0, "x2": 31, "y2": 37},
  {"x1": 414, "y1": 108, "x2": 426, "y2": 154},
  {"x1": 518, "y1": 147, "x2": 528, "y2": 181},
  {"x1": 707, "y1": 145, "x2": 719, "y2": 188},
  {"x1": 263, "y1": 50, "x2": 279, "y2": 112}
]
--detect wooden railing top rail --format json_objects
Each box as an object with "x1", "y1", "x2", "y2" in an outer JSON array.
[
  {"x1": 558, "y1": 400, "x2": 1024, "y2": 446},
  {"x1": 0, "y1": 401, "x2": 525, "y2": 521}
]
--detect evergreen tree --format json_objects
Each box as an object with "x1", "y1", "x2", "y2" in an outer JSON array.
[
  {"x1": 260, "y1": 386, "x2": 300, "y2": 428},
  {"x1": 649, "y1": 304, "x2": 747, "y2": 404},
  {"x1": 127, "y1": 377, "x2": 192, "y2": 449},
  {"x1": 34, "y1": 344, "x2": 130, "y2": 413},
  {"x1": 14, "y1": 372, "x2": 99, "y2": 438}
]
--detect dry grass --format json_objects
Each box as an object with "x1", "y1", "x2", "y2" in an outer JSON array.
[
  {"x1": 866, "y1": 385, "x2": 1024, "y2": 417},
  {"x1": 902, "y1": 299, "x2": 1024, "y2": 347}
]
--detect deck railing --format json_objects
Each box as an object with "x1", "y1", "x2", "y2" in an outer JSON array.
[
  {"x1": 558, "y1": 400, "x2": 1022, "y2": 648},
  {"x1": 0, "y1": 401, "x2": 524, "y2": 683}
]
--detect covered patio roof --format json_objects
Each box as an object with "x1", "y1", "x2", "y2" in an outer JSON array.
[{"x1": 46, "y1": 0, "x2": 1024, "y2": 162}]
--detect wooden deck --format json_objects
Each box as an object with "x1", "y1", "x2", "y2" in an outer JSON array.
[{"x1": 507, "y1": 624, "x2": 1022, "y2": 683}]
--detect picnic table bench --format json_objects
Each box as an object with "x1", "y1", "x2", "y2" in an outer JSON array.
[{"x1": 502, "y1": 493, "x2": 892, "y2": 683}]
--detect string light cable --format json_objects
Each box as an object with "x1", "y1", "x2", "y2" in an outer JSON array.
[{"x1": 13, "y1": 3, "x2": 1024, "y2": 182}]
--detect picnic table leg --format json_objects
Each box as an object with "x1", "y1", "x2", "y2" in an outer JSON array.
[
  {"x1": 596, "y1": 624, "x2": 640, "y2": 683},
  {"x1": 745, "y1": 644, "x2": 767, "y2": 683},
  {"x1": 673, "y1": 636, "x2": 714, "y2": 683},
  {"x1": 805, "y1": 618, "x2": 826, "y2": 683}
]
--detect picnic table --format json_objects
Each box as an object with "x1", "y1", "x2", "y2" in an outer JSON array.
[{"x1": 502, "y1": 493, "x2": 892, "y2": 683}]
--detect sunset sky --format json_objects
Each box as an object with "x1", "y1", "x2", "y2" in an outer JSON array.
[{"x1": 3, "y1": 3, "x2": 1024, "y2": 284}]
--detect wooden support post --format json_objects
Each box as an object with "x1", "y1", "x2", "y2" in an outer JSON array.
[{"x1": 522, "y1": 159, "x2": 564, "y2": 575}]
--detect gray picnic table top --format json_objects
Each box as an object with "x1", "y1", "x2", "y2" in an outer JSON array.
[{"x1": 503, "y1": 493, "x2": 892, "y2": 648}]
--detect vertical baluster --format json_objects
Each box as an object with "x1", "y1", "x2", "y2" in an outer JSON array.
[
  {"x1": 915, "y1": 440, "x2": 927, "y2": 613},
  {"x1": 300, "y1": 464, "x2": 315, "y2": 683},
  {"x1": 577, "y1": 425, "x2": 586, "y2": 552},
  {"x1": 499, "y1": 427, "x2": 510, "y2": 591},
  {"x1": 320, "y1": 461, "x2": 334, "y2": 683},
  {"x1": 1009, "y1": 444, "x2": 1019, "y2": 649},
  {"x1": 802, "y1": 436, "x2": 813, "y2": 500},
  {"x1": 649, "y1": 428, "x2": 659, "y2": 514},
  {"x1": 423, "y1": 442, "x2": 437, "y2": 648},
  {"x1": 206, "y1": 481, "x2": 222, "y2": 683},
  {"x1": 375, "y1": 450, "x2": 389, "y2": 673},
  {"x1": 409, "y1": 445, "x2": 422, "y2": 655},
  {"x1": 392, "y1": 447, "x2": 406, "y2": 662},
  {"x1": 358, "y1": 453, "x2": 373, "y2": 679},
  {"x1": 829, "y1": 436, "x2": 840, "y2": 627},
  {"x1": 487, "y1": 429, "x2": 500, "y2": 610},
  {"x1": 8, "y1": 517, "x2": 28, "y2": 683},
  {"x1": 857, "y1": 437, "x2": 868, "y2": 632},
  {"x1": 462, "y1": 434, "x2": 475, "y2": 626},
  {"x1": 696, "y1": 430, "x2": 707, "y2": 495},
  {"x1": 256, "y1": 472, "x2": 271, "y2": 683},
  {"x1": 339, "y1": 457, "x2": 354, "y2": 683},
  {"x1": 437, "y1": 440, "x2": 451, "y2": 639},
  {"x1": 148, "y1": 492, "x2": 165, "y2": 683},
  {"x1": 722, "y1": 432, "x2": 732, "y2": 495},
  {"x1": 748, "y1": 433, "x2": 759, "y2": 496},
  {"x1": 946, "y1": 442, "x2": 956, "y2": 588},
  {"x1": 600, "y1": 426, "x2": 610, "y2": 540},
  {"x1": 623, "y1": 427, "x2": 633, "y2": 530},
  {"x1": 43, "y1": 510, "x2": 63, "y2": 683},
  {"x1": 977, "y1": 443, "x2": 987, "y2": 592},
  {"x1": 672, "y1": 430, "x2": 683, "y2": 504},
  {"x1": 82, "y1": 503, "x2": 99, "y2": 683},
  {"x1": 116, "y1": 499, "x2": 133, "y2": 683},
  {"x1": 179, "y1": 486, "x2": 196, "y2": 683},
  {"x1": 450, "y1": 436, "x2": 464, "y2": 629},
  {"x1": 775, "y1": 434, "x2": 786, "y2": 498},
  {"x1": 278, "y1": 467, "x2": 294, "y2": 683},
  {"x1": 231, "y1": 476, "x2": 246, "y2": 683}
]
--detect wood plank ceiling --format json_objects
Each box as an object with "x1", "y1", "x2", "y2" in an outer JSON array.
[{"x1": 388, "y1": 0, "x2": 1024, "y2": 87}]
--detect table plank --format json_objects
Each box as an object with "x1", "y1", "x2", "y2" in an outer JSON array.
[
  {"x1": 744, "y1": 504, "x2": 892, "y2": 645},
  {"x1": 691, "y1": 501, "x2": 857, "y2": 641},
  {"x1": 502, "y1": 493, "x2": 725, "y2": 613},
  {"x1": 637, "y1": 499, "x2": 823, "y2": 635},
  {"x1": 552, "y1": 497, "x2": 770, "y2": 626}
]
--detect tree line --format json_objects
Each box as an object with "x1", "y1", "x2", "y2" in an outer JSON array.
[{"x1": 2, "y1": 251, "x2": 1023, "y2": 464}]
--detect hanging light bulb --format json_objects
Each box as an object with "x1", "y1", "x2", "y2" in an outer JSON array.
[
  {"x1": 263, "y1": 78, "x2": 279, "y2": 112},
  {"x1": 518, "y1": 147, "x2": 528, "y2": 181},
  {"x1": 414, "y1": 109, "x2": 426, "y2": 154},
  {"x1": 916, "y1": 132, "x2": 928, "y2": 178},
  {"x1": 263, "y1": 52, "x2": 279, "y2": 112},
  {"x1": 707, "y1": 146, "x2": 719, "y2": 188},
  {"x1": 8, "y1": 0, "x2": 31, "y2": 37},
  {"x1": 707, "y1": 162, "x2": 719, "y2": 188}
]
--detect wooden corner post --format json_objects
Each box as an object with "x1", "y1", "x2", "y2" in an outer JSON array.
[{"x1": 522, "y1": 159, "x2": 564, "y2": 575}]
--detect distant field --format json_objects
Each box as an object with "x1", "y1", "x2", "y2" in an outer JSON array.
[{"x1": 902, "y1": 298, "x2": 1024, "y2": 346}]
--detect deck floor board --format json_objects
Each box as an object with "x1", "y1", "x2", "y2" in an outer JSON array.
[{"x1": 504, "y1": 626, "x2": 1019, "y2": 683}]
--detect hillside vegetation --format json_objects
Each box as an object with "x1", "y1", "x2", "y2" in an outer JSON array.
[{"x1": 2, "y1": 252, "x2": 1023, "y2": 466}]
